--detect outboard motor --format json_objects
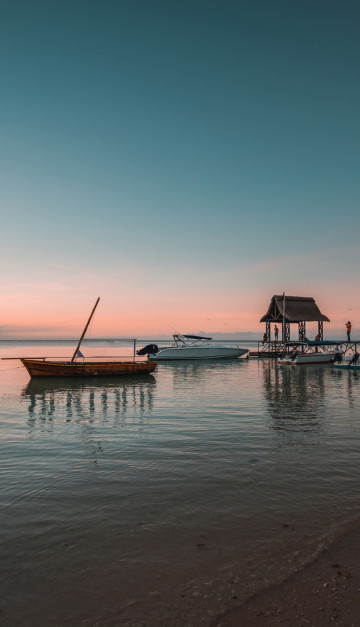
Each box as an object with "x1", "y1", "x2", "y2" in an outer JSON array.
[
  {"x1": 350, "y1": 352, "x2": 359, "y2": 365},
  {"x1": 333, "y1": 352, "x2": 343, "y2": 363},
  {"x1": 136, "y1": 344, "x2": 159, "y2": 356}
]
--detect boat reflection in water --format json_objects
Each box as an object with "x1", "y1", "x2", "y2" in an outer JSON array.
[
  {"x1": 23, "y1": 375, "x2": 156, "y2": 426},
  {"x1": 261, "y1": 360, "x2": 326, "y2": 437},
  {"x1": 155, "y1": 356, "x2": 249, "y2": 382}
]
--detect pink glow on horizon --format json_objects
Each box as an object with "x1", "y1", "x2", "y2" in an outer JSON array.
[
  {"x1": 1, "y1": 288, "x2": 358, "y2": 339},
  {"x1": 1, "y1": 258, "x2": 359, "y2": 339}
]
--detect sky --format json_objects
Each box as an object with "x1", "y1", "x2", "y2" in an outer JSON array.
[{"x1": 1, "y1": 0, "x2": 359, "y2": 339}]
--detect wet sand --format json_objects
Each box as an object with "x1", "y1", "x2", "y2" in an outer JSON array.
[
  {"x1": 212, "y1": 523, "x2": 360, "y2": 627},
  {"x1": 1, "y1": 521, "x2": 359, "y2": 626}
]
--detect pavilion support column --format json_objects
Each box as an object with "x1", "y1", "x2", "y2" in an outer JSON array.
[
  {"x1": 318, "y1": 321, "x2": 323, "y2": 340},
  {"x1": 266, "y1": 321, "x2": 271, "y2": 341},
  {"x1": 282, "y1": 321, "x2": 290, "y2": 343},
  {"x1": 298, "y1": 321, "x2": 306, "y2": 341}
]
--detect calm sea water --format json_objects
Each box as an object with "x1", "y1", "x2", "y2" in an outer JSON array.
[{"x1": 1, "y1": 339, "x2": 360, "y2": 626}]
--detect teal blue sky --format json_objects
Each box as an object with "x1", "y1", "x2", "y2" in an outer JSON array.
[{"x1": 1, "y1": 0, "x2": 359, "y2": 337}]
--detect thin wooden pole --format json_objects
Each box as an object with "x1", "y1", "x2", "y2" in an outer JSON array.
[
  {"x1": 71, "y1": 297, "x2": 100, "y2": 363},
  {"x1": 282, "y1": 292, "x2": 286, "y2": 345}
]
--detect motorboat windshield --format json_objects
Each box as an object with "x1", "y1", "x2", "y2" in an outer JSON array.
[{"x1": 173, "y1": 334, "x2": 213, "y2": 347}]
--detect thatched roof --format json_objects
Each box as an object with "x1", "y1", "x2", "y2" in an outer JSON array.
[{"x1": 260, "y1": 295, "x2": 330, "y2": 323}]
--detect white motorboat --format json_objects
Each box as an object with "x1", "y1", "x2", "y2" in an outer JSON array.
[{"x1": 136, "y1": 334, "x2": 249, "y2": 361}]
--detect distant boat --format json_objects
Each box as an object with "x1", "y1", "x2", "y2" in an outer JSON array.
[
  {"x1": 9, "y1": 298, "x2": 157, "y2": 378},
  {"x1": 333, "y1": 352, "x2": 360, "y2": 371},
  {"x1": 136, "y1": 334, "x2": 249, "y2": 361}
]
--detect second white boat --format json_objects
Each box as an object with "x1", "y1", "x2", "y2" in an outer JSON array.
[{"x1": 278, "y1": 341, "x2": 342, "y2": 366}]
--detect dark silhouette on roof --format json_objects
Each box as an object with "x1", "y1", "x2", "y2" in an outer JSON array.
[{"x1": 260, "y1": 295, "x2": 330, "y2": 323}]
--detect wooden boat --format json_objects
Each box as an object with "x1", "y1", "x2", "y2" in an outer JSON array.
[
  {"x1": 20, "y1": 358, "x2": 156, "y2": 378},
  {"x1": 9, "y1": 298, "x2": 157, "y2": 378}
]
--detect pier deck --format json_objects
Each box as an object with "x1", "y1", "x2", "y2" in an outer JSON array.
[{"x1": 250, "y1": 340, "x2": 358, "y2": 359}]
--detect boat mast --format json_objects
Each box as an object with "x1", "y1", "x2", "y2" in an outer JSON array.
[{"x1": 71, "y1": 297, "x2": 100, "y2": 363}]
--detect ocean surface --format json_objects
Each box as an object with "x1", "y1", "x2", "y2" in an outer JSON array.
[{"x1": 1, "y1": 339, "x2": 360, "y2": 626}]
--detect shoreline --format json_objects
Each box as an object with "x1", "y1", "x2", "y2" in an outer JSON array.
[{"x1": 212, "y1": 521, "x2": 360, "y2": 626}]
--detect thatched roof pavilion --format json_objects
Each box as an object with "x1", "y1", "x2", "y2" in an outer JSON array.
[
  {"x1": 260, "y1": 295, "x2": 330, "y2": 323},
  {"x1": 260, "y1": 295, "x2": 330, "y2": 342}
]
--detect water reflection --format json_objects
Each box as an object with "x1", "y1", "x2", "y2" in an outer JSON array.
[
  {"x1": 157, "y1": 358, "x2": 247, "y2": 386},
  {"x1": 23, "y1": 376, "x2": 156, "y2": 427},
  {"x1": 332, "y1": 368, "x2": 360, "y2": 409},
  {"x1": 262, "y1": 361, "x2": 326, "y2": 435}
]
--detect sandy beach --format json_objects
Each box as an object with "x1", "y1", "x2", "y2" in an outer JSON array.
[{"x1": 213, "y1": 522, "x2": 360, "y2": 627}]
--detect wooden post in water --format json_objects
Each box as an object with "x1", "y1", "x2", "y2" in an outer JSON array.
[
  {"x1": 282, "y1": 292, "x2": 286, "y2": 352},
  {"x1": 71, "y1": 297, "x2": 100, "y2": 363}
]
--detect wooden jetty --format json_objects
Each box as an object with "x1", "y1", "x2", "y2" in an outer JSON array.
[
  {"x1": 251, "y1": 294, "x2": 329, "y2": 357},
  {"x1": 251, "y1": 294, "x2": 356, "y2": 358},
  {"x1": 250, "y1": 340, "x2": 358, "y2": 359}
]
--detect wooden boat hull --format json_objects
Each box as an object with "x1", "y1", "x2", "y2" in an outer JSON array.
[{"x1": 21, "y1": 359, "x2": 157, "y2": 378}]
